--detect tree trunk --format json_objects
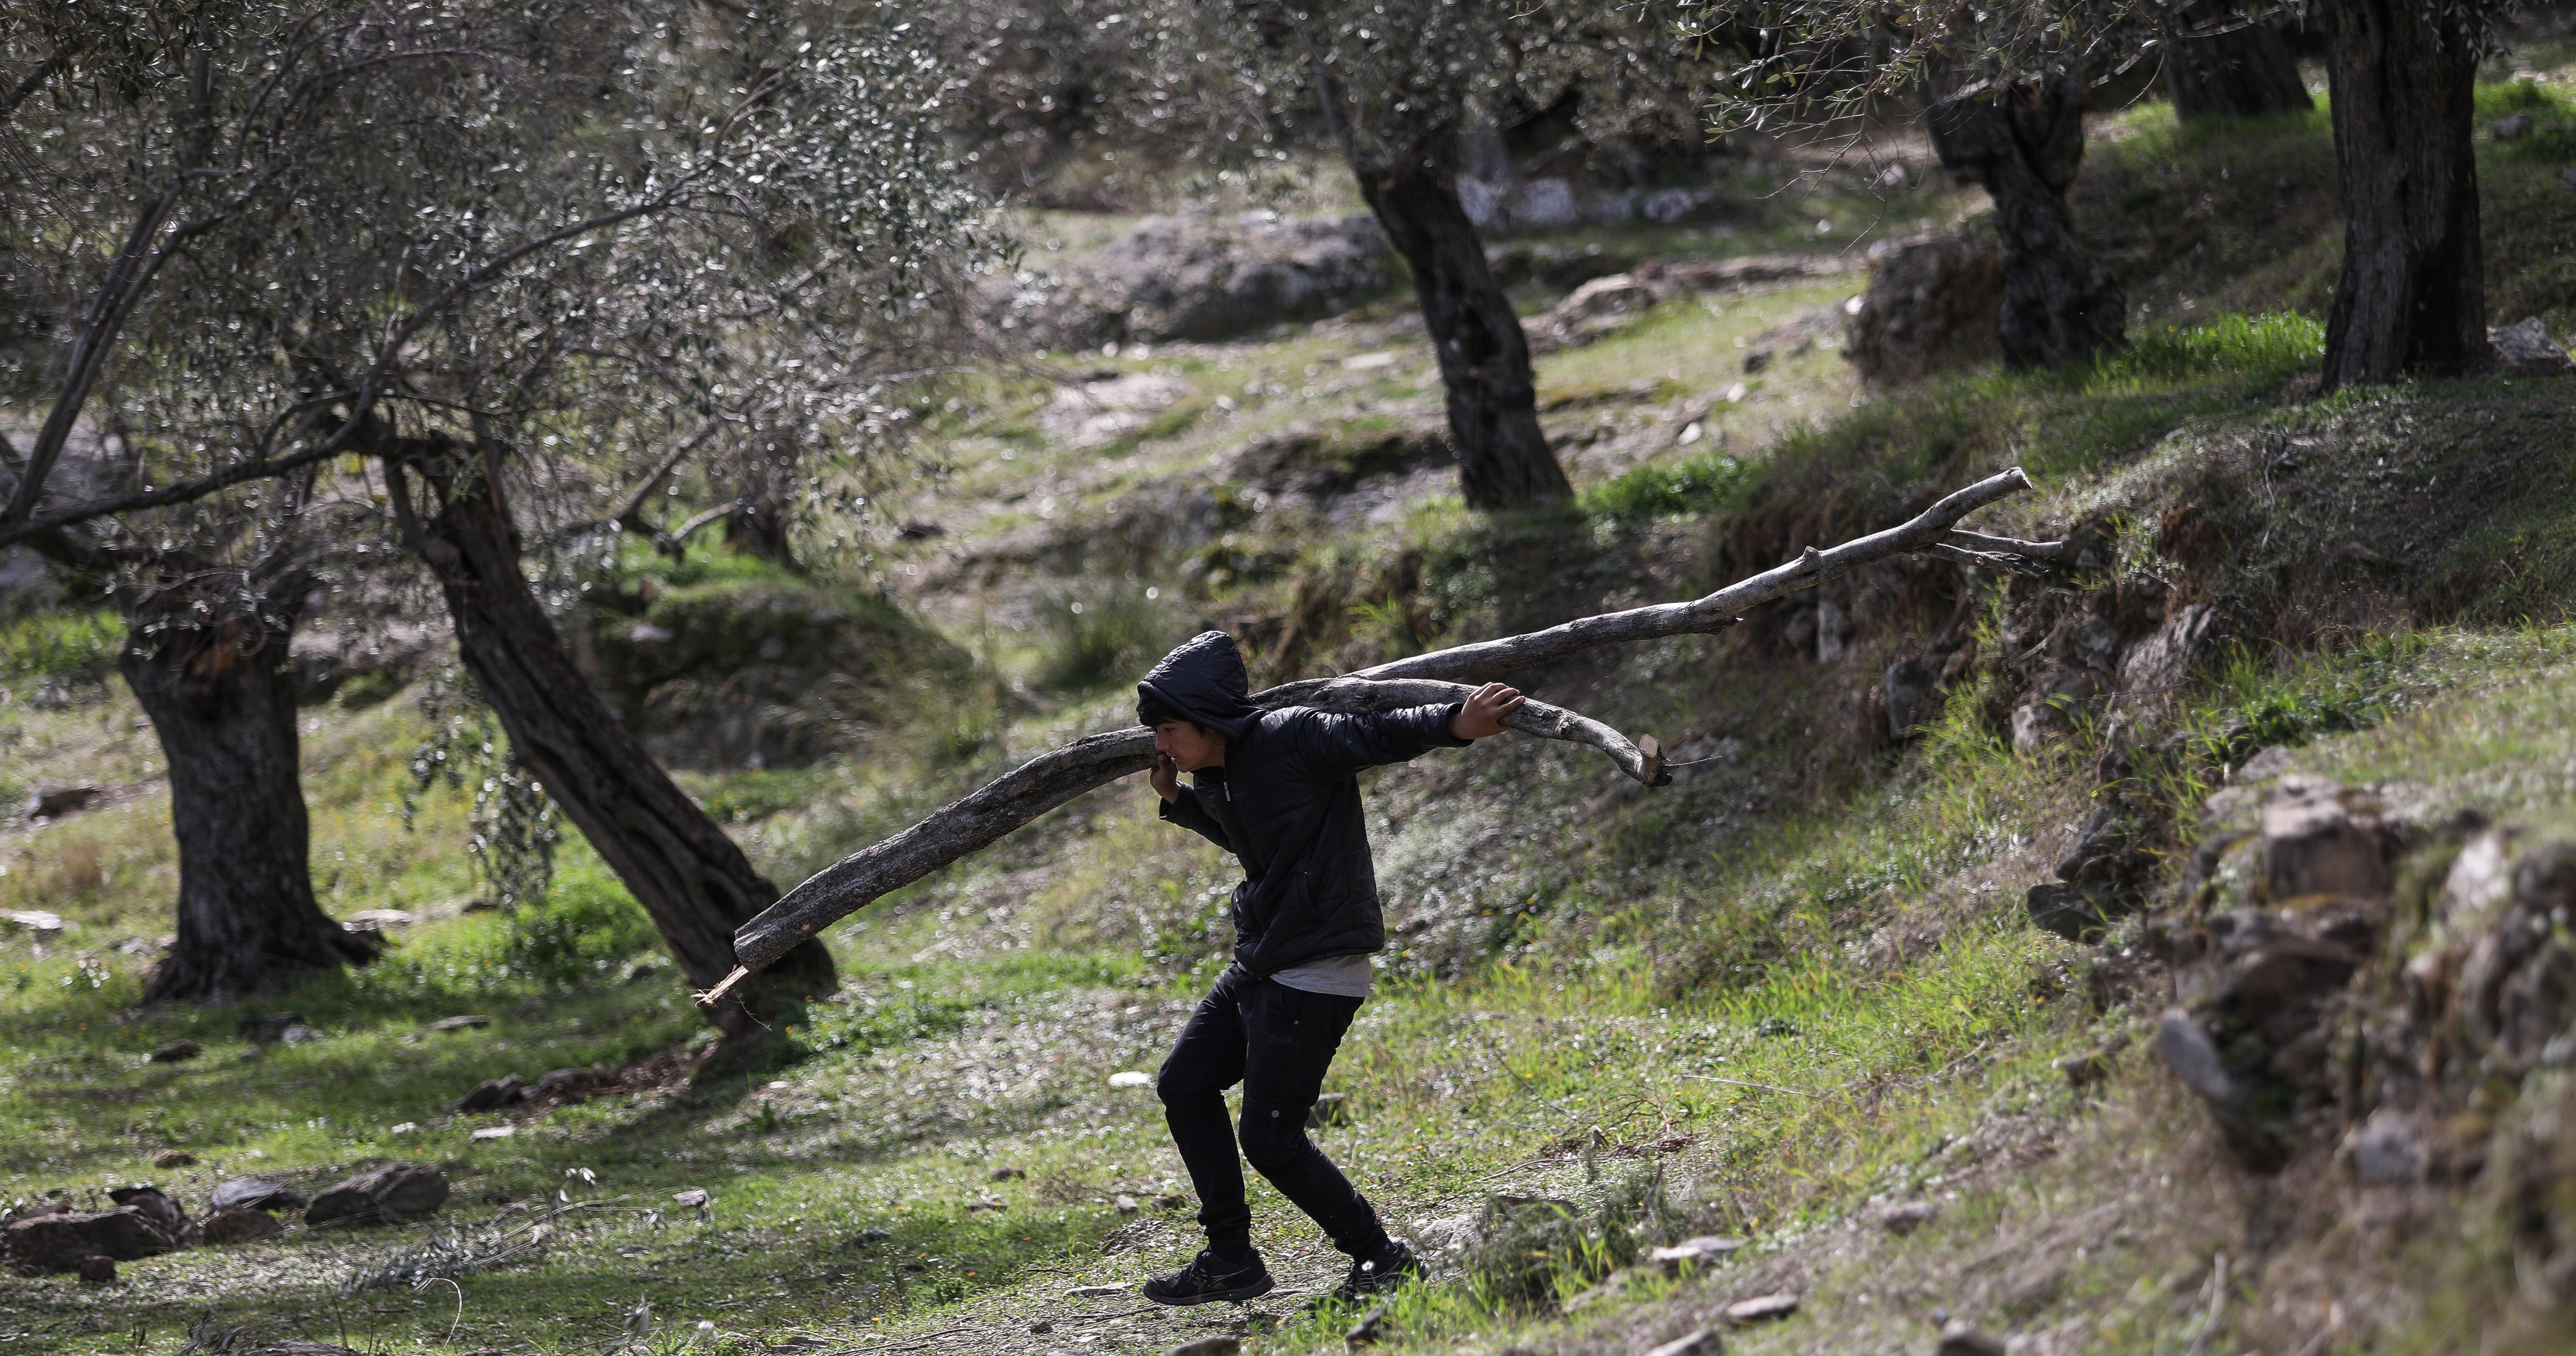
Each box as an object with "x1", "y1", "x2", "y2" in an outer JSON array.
[
  {"x1": 2166, "y1": 15, "x2": 2315, "y2": 121},
  {"x1": 1355, "y1": 131, "x2": 1573, "y2": 511},
  {"x1": 386, "y1": 439, "x2": 836, "y2": 1032},
  {"x1": 1928, "y1": 77, "x2": 2127, "y2": 369},
  {"x1": 2319, "y1": 0, "x2": 2488, "y2": 389},
  {"x1": 122, "y1": 568, "x2": 381, "y2": 1003}
]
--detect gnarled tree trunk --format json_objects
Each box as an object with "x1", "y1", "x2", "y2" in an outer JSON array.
[
  {"x1": 121, "y1": 567, "x2": 381, "y2": 1002},
  {"x1": 386, "y1": 438, "x2": 836, "y2": 1033},
  {"x1": 1929, "y1": 76, "x2": 2127, "y2": 369},
  {"x1": 2318, "y1": 0, "x2": 2488, "y2": 389},
  {"x1": 2166, "y1": 14, "x2": 2314, "y2": 121},
  {"x1": 1355, "y1": 130, "x2": 1573, "y2": 511}
]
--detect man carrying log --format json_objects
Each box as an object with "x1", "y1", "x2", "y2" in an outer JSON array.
[{"x1": 1134, "y1": 631, "x2": 1524, "y2": 1307}]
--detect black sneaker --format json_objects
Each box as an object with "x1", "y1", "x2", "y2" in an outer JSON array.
[
  {"x1": 1331, "y1": 1240, "x2": 1420, "y2": 1304},
  {"x1": 1142, "y1": 1249, "x2": 1275, "y2": 1306}
]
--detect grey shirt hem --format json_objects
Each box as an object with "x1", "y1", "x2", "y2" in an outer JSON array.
[{"x1": 1268, "y1": 951, "x2": 1375, "y2": 998}]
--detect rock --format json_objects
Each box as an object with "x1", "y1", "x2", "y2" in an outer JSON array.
[
  {"x1": 847, "y1": 1227, "x2": 891, "y2": 1246},
  {"x1": 154, "y1": 1149, "x2": 197, "y2": 1168},
  {"x1": 2026, "y1": 882, "x2": 2114, "y2": 942},
  {"x1": 210, "y1": 1177, "x2": 306, "y2": 1213},
  {"x1": 2057, "y1": 1040, "x2": 2125, "y2": 1095},
  {"x1": 1647, "y1": 1235, "x2": 1744, "y2": 1271},
  {"x1": 1528, "y1": 274, "x2": 1657, "y2": 352},
  {"x1": 1937, "y1": 1323, "x2": 2007, "y2": 1356},
  {"x1": 26, "y1": 783, "x2": 102, "y2": 819},
  {"x1": 1, "y1": 908, "x2": 64, "y2": 934},
  {"x1": 2492, "y1": 111, "x2": 2537, "y2": 139},
  {"x1": 1721, "y1": 1293, "x2": 1798, "y2": 1324},
  {"x1": 304, "y1": 1162, "x2": 448, "y2": 1228},
  {"x1": 1306, "y1": 1093, "x2": 1353, "y2": 1128},
  {"x1": 2155, "y1": 1008, "x2": 2290, "y2": 1172},
  {"x1": 2, "y1": 1206, "x2": 179, "y2": 1272},
  {"x1": 1345, "y1": 1305, "x2": 1388, "y2": 1348},
  {"x1": 1845, "y1": 231, "x2": 2005, "y2": 385},
  {"x1": 148, "y1": 1040, "x2": 203, "y2": 1064},
  {"x1": 278, "y1": 1024, "x2": 327, "y2": 1045},
  {"x1": 1166, "y1": 1338, "x2": 1239, "y2": 1356},
  {"x1": 1113, "y1": 1194, "x2": 1140, "y2": 1215},
  {"x1": 77, "y1": 1253, "x2": 116, "y2": 1284},
  {"x1": 1007, "y1": 213, "x2": 1392, "y2": 348},
  {"x1": 2344, "y1": 1108, "x2": 2427, "y2": 1184},
  {"x1": 2236, "y1": 745, "x2": 2298, "y2": 783},
  {"x1": 529, "y1": 1067, "x2": 596, "y2": 1102},
  {"x1": 1640, "y1": 1327, "x2": 1719, "y2": 1356},
  {"x1": 1742, "y1": 348, "x2": 1773, "y2": 374},
  {"x1": 340, "y1": 910, "x2": 417, "y2": 931},
  {"x1": 673, "y1": 1188, "x2": 711, "y2": 1209},
  {"x1": 2010, "y1": 700, "x2": 2072, "y2": 756},
  {"x1": 236, "y1": 1013, "x2": 306, "y2": 1044},
  {"x1": 1029, "y1": 1319, "x2": 1055, "y2": 1335},
  {"x1": 2260, "y1": 778, "x2": 2393, "y2": 900},
  {"x1": 989, "y1": 1166, "x2": 1026, "y2": 1181},
  {"x1": 1154, "y1": 1191, "x2": 1189, "y2": 1210},
  {"x1": 198, "y1": 1206, "x2": 287, "y2": 1245},
  {"x1": 107, "y1": 1186, "x2": 186, "y2": 1236},
  {"x1": 456, "y1": 1074, "x2": 531, "y2": 1111},
  {"x1": 1107, "y1": 1070, "x2": 1153, "y2": 1088},
  {"x1": 1882, "y1": 656, "x2": 1941, "y2": 742},
  {"x1": 2116, "y1": 603, "x2": 2217, "y2": 698},
  {"x1": 2489, "y1": 317, "x2": 2574, "y2": 376},
  {"x1": 429, "y1": 1014, "x2": 492, "y2": 1032},
  {"x1": 1065, "y1": 1283, "x2": 1131, "y2": 1299},
  {"x1": 1880, "y1": 1201, "x2": 1937, "y2": 1234},
  {"x1": 469, "y1": 1125, "x2": 514, "y2": 1141}
]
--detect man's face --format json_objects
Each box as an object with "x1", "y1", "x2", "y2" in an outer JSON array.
[{"x1": 1154, "y1": 720, "x2": 1225, "y2": 772}]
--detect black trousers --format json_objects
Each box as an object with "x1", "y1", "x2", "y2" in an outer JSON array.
[{"x1": 1155, "y1": 964, "x2": 1387, "y2": 1258}]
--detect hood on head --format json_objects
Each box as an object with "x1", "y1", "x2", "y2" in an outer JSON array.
[{"x1": 1137, "y1": 630, "x2": 1258, "y2": 741}]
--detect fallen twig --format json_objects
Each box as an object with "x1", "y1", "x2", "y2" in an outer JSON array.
[{"x1": 1677, "y1": 1073, "x2": 1812, "y2": 1097}]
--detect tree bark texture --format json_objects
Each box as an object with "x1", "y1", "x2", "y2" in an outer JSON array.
[
  {"x1": 1928, "y1": 78, "x2": 2128, "y2": 369},
  {"x1": 386, "y1": 441, "x2": 836, "y2": 1030},
  {"x1": 703, "y1": 469, "x2": 2048, "y2": 1000},
  {"x1": 2165, "y1": 15, "x2": 2315, "y2": 121},
  {"x1": 122, "y1": 571, "x2": 382, "y2": 1002},
  {"x1": 2319, "y1": 0, "x2": 2488, "y2": 389},
  {"x1": 1356, "y1": 131, "x2": 1574, "y2": 511}
]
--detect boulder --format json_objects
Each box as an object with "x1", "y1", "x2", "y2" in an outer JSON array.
[
  {"x1": 107, "y1": 1186, "x2": 186, "y2": 1237},
  {"x1": 1845, "y1": 232, "x2": 2005, "y2": 385},
  {"x1": 2490, "y1": 317, "x2": 2574, "y2": 377},
  {"x1": 210, "y1": 1176, "x2": 307, "y2": 1213},
  {"x1": 1527, "y1": 273, "x2": 1657, "y2": 352},
  {"x1": 304, "y1": 1162, "x2": 448, "y2": 1228},
  {"x1": 456, "y1": 1074, "x2": 531, "y2": 1111},
  {"x1": 197, "y1": 1206, "x2": 288, "y2": 1245},
  {"x1": 3, "y1": 1206, "x2": 179, "y2": 1272}
]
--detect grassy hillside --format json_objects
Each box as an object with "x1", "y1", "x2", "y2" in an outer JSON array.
[{"x1": 6, "y1": 68, "x2": 2576, "y2": 1356}]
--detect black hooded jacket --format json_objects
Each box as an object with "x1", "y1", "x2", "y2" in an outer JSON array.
[{"x1": 1138, "y1": 631, "x2": 1466, "y2": 976}]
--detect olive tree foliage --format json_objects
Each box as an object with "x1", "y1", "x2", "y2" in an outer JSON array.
[{"x1": 0, "y1": 0, "x2": 998, "y2": 1010}]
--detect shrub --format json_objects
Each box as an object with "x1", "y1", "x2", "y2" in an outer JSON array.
[{"x1": 1035, "y1": 584, "x2": 1170, "y2": 691}]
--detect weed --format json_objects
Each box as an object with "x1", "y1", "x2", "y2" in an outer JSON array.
[{"x1": 1034, "y1": 583, "x2": 1170, "y2": 691}]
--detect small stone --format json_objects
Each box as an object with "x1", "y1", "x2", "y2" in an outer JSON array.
[
  {"x1": 28, "y1": 784, "x2": 102, "y2": 819},
  {"x1": 989, "y1": 1166, "x2": 1026, "y2": 1181},
  {"x1": 1165, "y1": 1337, "x2": 1239, "y2": 1356},
  {"x1": 2057, "y1": 1048, "x2": 2116, "y2": 1094},
  {"x1": 2, "y1": 908, "x2": 64, "y2": 933},
  {"x1": 198, "y1": 1206, "x2": 286, "y2": 1245},
  {"x1": 1114, "y1": 1194, "x2": 1140, "y2": 1215},
  {"x1": 2493, "y1": 111, "x2": 2536, "y2": 139},
  {"x1": 1065, "y1": 1283, "x2": 1131, "y2": 1299},
  {"x1": 1742, "y1": 348, "x2": 1774, "y2": 374},
  {"x1": 1345, "y1": 1305, "x2": 1387, "y2": 1348},
  {"x1": 966, "y1": 1196, "x2": 1007, "y2": 1212},
  {"x1": 429, "y1": 1015, "x2": 492, "y2": 1032},
  {"x1": 673, "y1": 1189, "x2": 711, "y2": 1209},
  {"x1": 1647, "y1": 1235, "x2": 1744, "y2": 1270},
  {"x1": 847, "y1": 1227, "x2": 891, "y2": 1246},
  {"x1": 1029, "y1": 1320, "x2": 1054, "y2": 1335},
  {"x1": 340, "y1": 910, "x2": 418, "y2": 931},
  {"x1": 211, "y1": 1176, "x2": 307, "y2": 1213},
  {"x1": 1937, "y1": 1322, "x2": 2008, "y2": 1356},
  {"x1": 77, "y1": 1254, "x2": 116, "y2": 1284},
  {"x1": 154, "y1": 1149, "x2": 198, "y2": 1168},
  {"x1": 1879, "y1": 1202, "x2": 1936, "y2": 1234},
  {"x1": 1154, "y1": 1192, "x2": 1189, "y2": 1210},
  {"x1": 529, "y1": 1068, "x2": 595, "y2": 1102},
  {"x1": 456, "y1": 1074, "x2": 531, "y2": 1112},
  {"x1": 470, "y1": 1125, "x2": 514, "y2": 1141},
  {"x1": 304, "y1": 1161, "x2": 448, "y2": 1228},
  {"x1": 1722, "y1": 1292, "x2": 1799, "y2": 1324},
  {"x1": 1639, "y1": 1326, "x2": 1719, "y2": 1356},
  {"x1": 1108, "y1": 1070, "x2": 1153, "y2": 1087},
  {"x1": 278, "y1": 1024, "x2": 327, "y2": 1045},
  {"x1": 459, "y1": 896, "x2": 501, "y2": 912},
  {"x1": 2345, "y1": 1109, "x2": 2427, "y2": 1184},
  {"x1": 148, "y1": 1040, "x2": 204, "y2": 1064}
]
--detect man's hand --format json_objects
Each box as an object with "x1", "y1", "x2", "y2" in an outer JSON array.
[
  {"x1": 1150, "y1": 751, "x2": 1182, "y2": 803},
  {"x1": 1451, "y1": 682, "x2": 1527, "y2": 740}
]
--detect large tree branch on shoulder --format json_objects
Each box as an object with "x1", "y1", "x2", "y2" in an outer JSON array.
[{"x1": 699, "y1": 467, "x2": 2048, "y2": 1007}]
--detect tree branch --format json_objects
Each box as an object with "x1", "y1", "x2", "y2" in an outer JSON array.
[{"x1": 697, "y1": 467, "x2": 2040, "y2": 1007}]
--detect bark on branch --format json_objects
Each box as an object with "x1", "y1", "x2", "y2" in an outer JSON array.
[{"x1": 699, "y1": 467, "x2": 2040, "y2": 1009}]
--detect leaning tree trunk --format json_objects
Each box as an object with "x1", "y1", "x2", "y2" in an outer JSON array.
[
  {"x1": 122, "y1": 568, "x2": 381, "y2": 1002},
  {"x1": 386, "y1": 440, "x2": 837, "y2": 1033},
  {"x1": 2318, "y1": 0, "x2": 2488, "y2": 389},
  {"x1": 2166, "y1": 12, "x2": 2314, "y2": 121},
  {"x1": 1929, "y1": 76, "x2": 2127, "y2": 369},
  {"x1": 1355, "y1": 130, "x2": 1573, "y2": 511}
]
